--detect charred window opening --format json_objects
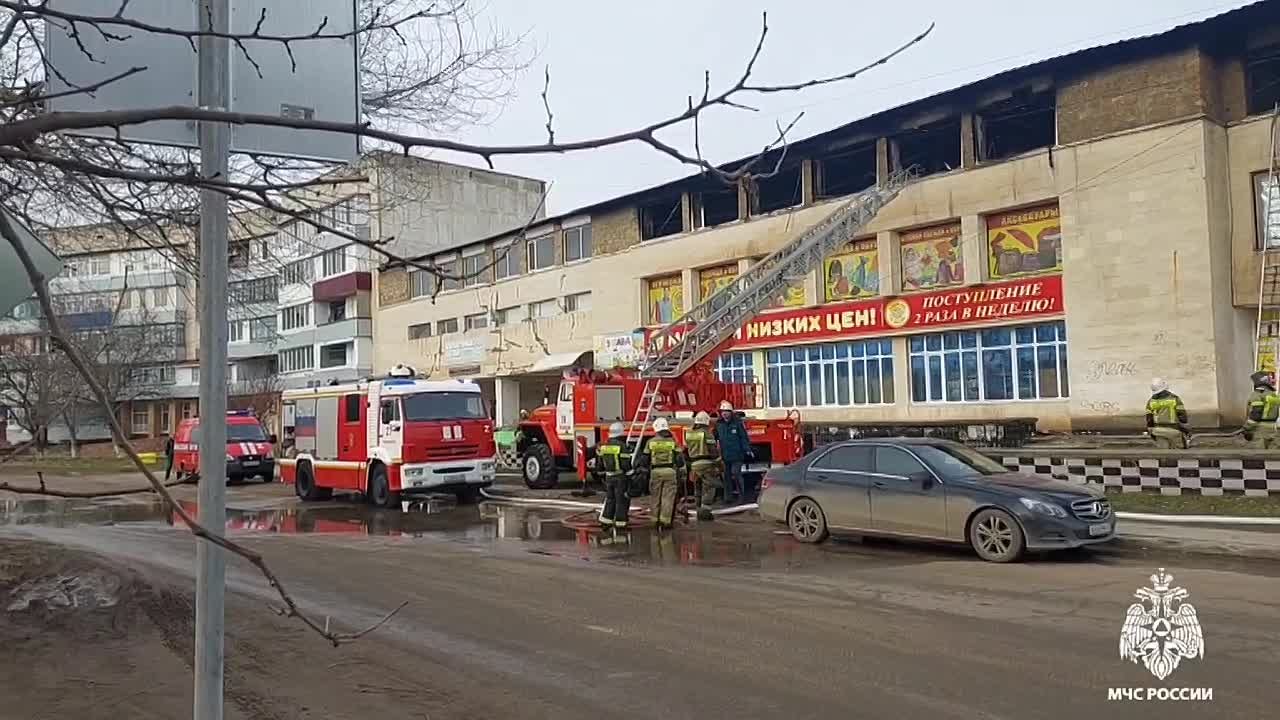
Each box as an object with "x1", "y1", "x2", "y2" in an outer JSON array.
[
  {"x1": 693, "y1": 186, "x2": 740, "y2": 229},
  {"x1": 816, "y1": 144, "x2": 877, "y2": 199},
  {"x1": 977, "y1": 90, "x2": 1056, "y2": 162},
  {"x1": 751, "y1": 164, "x2": 804, "y2": 216},
  {"x1": 639, "y1": 195, "x2": 684, "y2": 241},
  {"x1": 1246, "y1": 45, "x2": 1280, "y2": 116},
  {"x1": 894, "y1": 119, "x2": 961, "y2": 177}
]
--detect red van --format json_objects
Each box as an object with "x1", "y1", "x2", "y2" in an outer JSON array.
[{"x1": 170, "y1": 410, "x2": 277, "y2": 483}]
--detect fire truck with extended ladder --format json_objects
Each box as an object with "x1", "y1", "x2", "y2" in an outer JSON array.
[
  {"x1": 516, "y1": 170, "x2": 913, "y2": 490},
  {"x1": 279, "y1": 366, "x2": 497, "y2": 507}
]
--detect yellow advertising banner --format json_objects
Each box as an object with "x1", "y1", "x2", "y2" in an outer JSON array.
[
  {"x1": 749, "y1": 256, "x2": 805, "y2": 309},
  {"x1": 825, "y1": 238, "x2": 879, "y2": 302},
  {"x1": 698, "y1": 264, "x2": 738, "y2": 301},
  {"x1": 901, "y1": 222, "x2": 963, "y2": 291},
  {"x1": 648, "y1": 274, "x2": 684, "y2": 325},
  {"x1": 987, "y1": 203, "x2": 1062, "y2": 279}
]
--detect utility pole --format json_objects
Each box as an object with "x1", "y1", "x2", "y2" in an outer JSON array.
[{"x1": 194, "y1": 0, "x2": 231, "y2": 718}]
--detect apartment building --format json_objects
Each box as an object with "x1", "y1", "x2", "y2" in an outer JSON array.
[
  {"x1": 0, "y1": 223, "x2": 197, "y2": 445},
  {"x1": 261, "y1": 154, "x2": 547, "y2": 391},
  {"x1": 375, "y1": 0, "x2": 1280, "y2": 432}
]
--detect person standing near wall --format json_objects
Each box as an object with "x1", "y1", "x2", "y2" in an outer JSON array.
[
  {"x1": 685, "y1": 411, "x2": 722, "y2": 522},
  {"x1": 714, "y1": 401, "x2": 752, "y2": 503},
  {"x1": 634, "y1": 417, "x2": 684, "y2": 530}
]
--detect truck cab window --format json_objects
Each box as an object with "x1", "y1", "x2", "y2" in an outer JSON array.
[
  {"x1": 380, "y1": 399, "x2": 400, "y2": 424},
  {"x1": 344, "y1": 394, "x2": 361, "y2": 423}
]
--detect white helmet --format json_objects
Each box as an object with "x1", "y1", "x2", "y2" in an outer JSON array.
[
  {"x1": 1150, "y1": 377, "x2": 1169, "y2": 394},
  {"x1": 608, "y1": 422, "x2": 625, "y2": 437},
  {"x1": 693, "y1": 411, "x2": 711, "y2": 426},
  {"x1": 718, "y1": 400, "x2": 734, "y2": 412},
  {"x1": 652, "y1": 417, "x2": 670, "y2": 432}
]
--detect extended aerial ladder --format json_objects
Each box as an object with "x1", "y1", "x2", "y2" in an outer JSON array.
[
  {"x1": 1254, "y1": 105, "x2": 1280, "y2": 375},
  {"x1": 625, "y1": 168, "x2": 915, "y2": 444}
]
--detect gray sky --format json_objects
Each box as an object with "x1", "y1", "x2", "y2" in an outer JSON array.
[{"x1": 438, "y1": 0, "x2": 1254, "y2": 215}]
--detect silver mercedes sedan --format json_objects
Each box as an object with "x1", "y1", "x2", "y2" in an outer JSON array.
[{"x1": 758, "y1": 437, "x2": 1115, "y2": 562}]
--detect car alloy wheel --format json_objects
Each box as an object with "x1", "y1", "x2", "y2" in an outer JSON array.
[
  {"x1": 788, "y1": 498, "x2": 828, "y2": 544},
  {"x1": 970, "y1": 509, "x2": 1024, "y2": 562}
]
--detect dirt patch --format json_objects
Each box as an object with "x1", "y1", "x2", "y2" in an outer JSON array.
[
  {"x1": 0, "y1": 537, "x2": 499, "y2": 719},
  {"x1": 0, "y1": 540, "x2": 196, "y2": 719}
]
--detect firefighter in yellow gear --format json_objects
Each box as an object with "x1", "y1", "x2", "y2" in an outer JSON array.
[
  {"x1": 685, "y1": 411, "x2": 722, "y2": 522},
  {"x1": 634, "y1": 417, "x2": 685, "y2": 530},
  {"x1": 1145, "y1": 378, "x2": 1189, "y2": 449},
  {"x1": 596, "y1": 422, "x2": 634, "y2": 528},
  {"x1": 1244, "y1": 371, "x2": 1280, "y2": 449}
]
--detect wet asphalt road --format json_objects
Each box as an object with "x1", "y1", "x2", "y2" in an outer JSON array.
[{"x1": 5, "y1": 497, "x2": 1280, "y2": 720}]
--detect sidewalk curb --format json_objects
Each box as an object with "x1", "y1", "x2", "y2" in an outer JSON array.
[
  {"x1": 1115, "y1": 511, "x2": 1280, "y2": 526},
  {"x1": 1106, "y1": 534, "x2": 1280, "y2": 562}
]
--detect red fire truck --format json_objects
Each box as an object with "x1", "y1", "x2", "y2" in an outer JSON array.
[
  {"x1": 515, "y1": 175, "x2": 911, "y2": 492},
  {"x1": 516, "y1": 362, "x2": 802, "y2": 490},
  {"x1": 279, "y1": 365, "x2": 497, "y2": 507}
]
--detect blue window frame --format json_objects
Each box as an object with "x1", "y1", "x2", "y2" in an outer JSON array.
[
  {"x1": 765, "y1": 339, "x2": 894, "y2": 408},
  {"x1": 909, "y1": 321, "x2": 1068, "y2": 403}
]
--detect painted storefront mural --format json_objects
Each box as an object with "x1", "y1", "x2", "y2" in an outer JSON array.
[
  {"x1": 900, "y1": 222, "x2": 963, "y2": 291},
  {"x1": 648, "y1": 274, "x2": 684, "y2": 325},
  {"x1": 698, "y1": 264, "x2": 738, "y2": 301},
  {"x1": 825, "y1": 238, "x2": 879, "y2": 302},
  {"x1": 752, "y1": 256, "x2": 805, "y2": 309},
  {"x1": 987, "y1": 203, "x2": 1062, "y2": 279}
]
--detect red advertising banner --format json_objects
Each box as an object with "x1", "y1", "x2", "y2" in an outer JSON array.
[{"x1": 644, "y1": 276, "x2": 1064, "y2": 352}]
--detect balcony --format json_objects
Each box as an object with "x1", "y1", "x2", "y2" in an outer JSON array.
[
  {"x1": 49, "y1": 270, "x2": 184, "y2": 294},
  {"x1": 313, "y1": 271, "x2": 371, "y2": 302},
  {"x1": 228, "y1": 339, "x2": 278, "y2": 360}
]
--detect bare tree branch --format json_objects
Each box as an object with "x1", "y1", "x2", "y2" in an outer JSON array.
[{"x1": 0, "y1": 210, "x2": 405, "y2": 646}]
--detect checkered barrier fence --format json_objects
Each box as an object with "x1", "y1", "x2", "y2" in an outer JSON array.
[
  {"x1": 498, "y1": 447, "x2": 519, "y2": 470},
  {"x1": 994, "y1": 455, "x2": 1280, "y2": 496}
]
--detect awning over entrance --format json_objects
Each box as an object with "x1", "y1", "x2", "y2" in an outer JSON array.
[{"x1": 527, "y1": 351, "x2": 590, "y2": 374}]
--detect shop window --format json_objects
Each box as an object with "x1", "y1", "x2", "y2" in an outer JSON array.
[
  {"x1": 564, "y1": 292, "x2": 591, "y2": 313},
  {"x1": 640, "y1": 195, "x2": 684, "y2": 240},
  {"x1": 408, "y1": 322, "x2": 432, "y2": 339},
  {"x1": 765, "y1": 340, "x2": 894, "y2": 408},
  {"x1": 692, "y1": 186, "x2": 739, "y2": 229},
  {"x1": 528, "y1": 299, "x2": 558, "y2": 319},
  {"x1": 715, "y1": 352, "x2": 755, "y2": 385},
  {"x1": 436, "y1": 318, "x2": 459, "y2": 335},
  {"x1": 751, "y1": 165, "x2": 804, "y2": 216},
  {"x1": 976, "y1": 89, "x2": 1056, "y2": 162},
  {"x1": 495, "y1": 305, "x2": 526, "y2": 326},
  {"x1": 816, "y1": 144, "x2": 877, "y2": 200},
  {"x1": 909, "y1": 321, "x2": 1068, "y2": 403},
  {"x1": 894, "y1": 119, "x2": 961, "y2": 177},
  {"x1": 1246, "y1": 44, "x2": 1280, "y2": 117}
]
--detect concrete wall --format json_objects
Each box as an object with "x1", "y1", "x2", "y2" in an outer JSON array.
[{"x1": 370, "y1": 156, "x2": 548, "y2": 262}]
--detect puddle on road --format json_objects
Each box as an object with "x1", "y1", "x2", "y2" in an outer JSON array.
[{"x1": 0, "y1": 495, "x2": 860, "y2": 570}]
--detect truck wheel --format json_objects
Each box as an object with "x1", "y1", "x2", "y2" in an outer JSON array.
[
  {"x1": 295, "y1": 463, "x2": 331, "y2": 502},
  {"x1": 523, "y1": 443, "x2": 559, "y2": 490},
  {"x1": 368, "y1": 464, "x2": 400, "y2": 509}
]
